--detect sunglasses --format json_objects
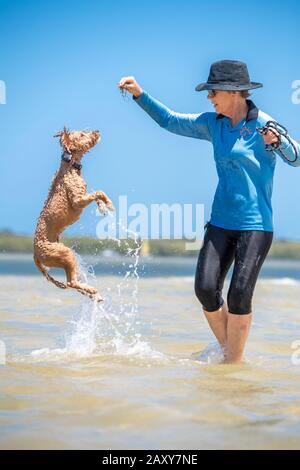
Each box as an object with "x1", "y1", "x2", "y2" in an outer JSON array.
[{"x1": 207, "y1": 90, "x2": 219, "y2": 97}]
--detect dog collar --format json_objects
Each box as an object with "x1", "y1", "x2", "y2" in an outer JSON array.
[{"x1": 61, "y1": 151, "x2": 82, "y2": 171}]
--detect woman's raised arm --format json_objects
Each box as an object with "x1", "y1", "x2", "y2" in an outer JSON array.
[{"x1": 118, "y1": 76, "x2": 212, "y2": 142}]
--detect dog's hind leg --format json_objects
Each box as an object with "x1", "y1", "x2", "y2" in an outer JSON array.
[
  {"x1": 41, "y1": 242, "x2": 101, "y2": 300},
  {"x1": 63, "y1": 248, "x2": 102, "y2": 300}
]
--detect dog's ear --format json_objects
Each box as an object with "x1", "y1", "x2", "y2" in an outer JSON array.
[
  {"x1": 53, "y1": 126, "x2": 69, "y2": 138},
  {"x1": 54, "y1": 127, "x2": 71, "y2": 152},
  {"x1": 53, "y1": 131, "x2": 62, "y2": 138},
  {"x1": 54, "y1": 130, "x2": 62, "y2": 138}
]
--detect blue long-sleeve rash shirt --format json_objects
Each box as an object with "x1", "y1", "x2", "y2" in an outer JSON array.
[{"x1": 133, "y1": 91, "x2": 300, "y2": 231}]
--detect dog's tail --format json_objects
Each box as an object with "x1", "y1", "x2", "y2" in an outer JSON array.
[{"x1": 34, "y1": 255, "x2": 67, "y2": 290}]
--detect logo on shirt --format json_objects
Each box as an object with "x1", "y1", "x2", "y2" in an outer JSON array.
[{"x1": 240, "y1": 125, "x2": 253, "y2": 137}]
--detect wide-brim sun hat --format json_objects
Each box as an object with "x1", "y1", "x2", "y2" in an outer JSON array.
[{"x1": 195, "y1": 60, "x2": 263, "y2": 92}]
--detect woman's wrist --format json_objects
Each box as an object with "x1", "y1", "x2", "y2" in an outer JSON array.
[{"x1": 133, "y1": 88, "x2": 143, "y2": 98}]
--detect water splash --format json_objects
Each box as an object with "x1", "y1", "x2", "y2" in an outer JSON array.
[
  {"x1": 191, "y1": 342, "x2": 225, "y2": 365},
  {"x1": 26, "y1": 217, "x2": 165, "y2": 362},
  {"x1": 190, "y1": 342, "x2": 251, "y2": 366}
]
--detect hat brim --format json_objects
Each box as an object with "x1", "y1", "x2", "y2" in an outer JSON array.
[{"x1": 195, "y1": 81, "x2": 263, "y2": 92}]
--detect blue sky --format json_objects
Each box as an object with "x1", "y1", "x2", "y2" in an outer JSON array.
[{"x1": 0, "y1": 0, "x2": 300, "y2": 239}]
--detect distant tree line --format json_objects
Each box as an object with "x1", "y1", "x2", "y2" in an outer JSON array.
[{"x1": 1, "y1": 230, "x2": 300, "y2": 258}]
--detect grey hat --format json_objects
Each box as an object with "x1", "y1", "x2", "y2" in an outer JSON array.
[{"x1": 195, "y1": 60, "x2": 263, "y2": 92}]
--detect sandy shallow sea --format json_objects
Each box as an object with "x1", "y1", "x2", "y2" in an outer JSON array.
[{"x1": 0, "y1": 254, "x2": 300, "y2": 449}]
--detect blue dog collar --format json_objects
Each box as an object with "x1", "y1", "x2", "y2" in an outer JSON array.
[{"x1": 61, "y1": 151, "x2": 82, "y2": 170}]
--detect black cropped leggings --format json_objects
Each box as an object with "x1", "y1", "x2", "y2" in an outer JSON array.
[{"x1": 194, "y1": 223, "x2": 273, "y2": 315}]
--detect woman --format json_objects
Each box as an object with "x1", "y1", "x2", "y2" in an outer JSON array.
[{"x1": 118, "y1": 60, "x2": 300, "y2": 363}]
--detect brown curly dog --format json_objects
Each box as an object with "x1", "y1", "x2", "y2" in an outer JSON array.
[{"x1": 33, "y1": 127, "x2": 114, "y2": 301}]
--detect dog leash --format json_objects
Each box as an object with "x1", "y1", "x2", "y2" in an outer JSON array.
[
  {"x1": 256, "y1": 120, "x2": 298, "y2": 163},
  {"x1": 61, "y1": 151, "x2": 82, "y2": 171}
]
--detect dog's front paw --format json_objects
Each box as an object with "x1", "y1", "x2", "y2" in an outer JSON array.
[
  {"x1": 105, "y1": 199, "x2": 115, "y2": 212},
  {"x1": 96, "y1": 199, "x2": 107, "y2": 214}
]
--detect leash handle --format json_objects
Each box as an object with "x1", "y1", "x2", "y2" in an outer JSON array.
[{"x1": 257, "y1": 120, "x2": 298, "y2": 163}]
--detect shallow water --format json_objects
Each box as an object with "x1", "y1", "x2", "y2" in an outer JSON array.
[{"x1": 1, "y1": 255, "x2": 300, "y2": 449}]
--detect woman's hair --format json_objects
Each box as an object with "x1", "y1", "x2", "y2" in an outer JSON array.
[{"x1": 240, "y1": 90, "x2": 251, "y2": 98}]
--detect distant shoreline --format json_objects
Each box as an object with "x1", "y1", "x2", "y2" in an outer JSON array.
[
  {"x1": 1, "y1": 252, "x2": 300, "y2": 279},
  {"x1": 1, "y1": 232, "x2": 300, "y2": 259}
]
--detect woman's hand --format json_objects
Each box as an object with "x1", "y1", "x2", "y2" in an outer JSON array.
[
  {"x1": 258, "y1": 127, "x2": 280, "y2": 147},
  {"x1": 118, "y1": 76, "x2": 143, "y2": 98}
]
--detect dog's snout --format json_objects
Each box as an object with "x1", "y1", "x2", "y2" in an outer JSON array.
[{"x1": 94, "y1": 130, "x2": 101, "y2": 142}]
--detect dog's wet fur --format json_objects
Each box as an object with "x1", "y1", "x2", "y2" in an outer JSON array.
[{"x1": 34, "y1": 127, "x2": 114, "y2": 301}]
